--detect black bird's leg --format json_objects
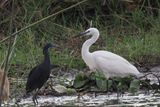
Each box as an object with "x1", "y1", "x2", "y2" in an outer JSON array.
[{"x1": 32, "y1": 89, "x2": 39, "y2": 105}]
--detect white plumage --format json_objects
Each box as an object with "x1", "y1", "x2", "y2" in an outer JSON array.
[{"x1": 80, "y1": 28, "x2": 140, "y2": 79}]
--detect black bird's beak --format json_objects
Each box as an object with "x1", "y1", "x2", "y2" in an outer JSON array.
[
  {"x1": 73, "y1": 31, "x2": 90, "y2": 38},
  {"x1": 51, "y1": 44, "x2": 60, "y2": 48}
]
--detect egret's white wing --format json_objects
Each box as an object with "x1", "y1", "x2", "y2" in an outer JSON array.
[
  {"x1": 92, "y1": 51, "x2": 140, "y2": 78},
  {"x1": 93, "y1": 50, "x2": 131, "y2": 64}
]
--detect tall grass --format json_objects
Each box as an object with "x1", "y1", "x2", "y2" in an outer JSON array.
[{"x1": 0, "y1": 0, "x2": 160, "y2": 78}]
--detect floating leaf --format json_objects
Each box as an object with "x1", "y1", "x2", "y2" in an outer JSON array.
[
  {"x1": 96, "y1": 78, "x2": 107, "y2": 91},
  {"x1": 89, "y1": 72, "x2": 97, "y2": 81},
  {"x1": 87, "y1": 72, "x2": 111, "y2": 91},
  {"x1": 129, "y1": 79, "x2": 140, "y2": 94},
  {"x1": 73, "y1": 72, "x2": 89, "y2": 89},
  {"x1": 117, "y1": 76, "x2": 133, "y2": 91},
  {"x1": 96, "y1": 78, "x2": 113, "y2": 91},
  {"x1": 66, "y1": 88, "x2": 77, "y2": 94},
  {"x1": 91, "y1": 72, "x2": 109, "y2": 91},
  {"x1": 54, "y1": 84, "x2": 68, "y2": 93},
  {"x1": 117, "y1": 81, "x2": 129, "y2": 92}
]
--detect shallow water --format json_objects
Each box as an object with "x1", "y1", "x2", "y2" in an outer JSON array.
[
  {"x1": 6, "y1": 91, "x2": 160, "y2": 107},
  {"x1": 5, "y1": 66, "x2": 160, "y2": 107}
]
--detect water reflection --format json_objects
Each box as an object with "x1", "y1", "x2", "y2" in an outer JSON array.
[{"x1": 7, "y1": 91, "x2": 160, "y2": 107}]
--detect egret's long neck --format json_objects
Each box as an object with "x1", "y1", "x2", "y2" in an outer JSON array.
[{"x1": 82, "y1": 32, "x2": 99, "y2": 60}]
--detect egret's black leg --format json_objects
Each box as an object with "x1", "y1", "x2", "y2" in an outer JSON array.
[
  {"x1": 110, "y1": 78, "x2": 120, "y2": 103},
  {"x1": 107, "y1": 79, "x2": 109, "y2": 97}
]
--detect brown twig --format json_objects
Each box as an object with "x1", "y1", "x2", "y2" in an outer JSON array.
[{"x1": 0, "y1": 0, "x2": 14, "y2": 105}]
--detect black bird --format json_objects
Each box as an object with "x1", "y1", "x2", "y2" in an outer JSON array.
[{"x1": 26, "y1": 43, "x2": 57, "y2": 104}]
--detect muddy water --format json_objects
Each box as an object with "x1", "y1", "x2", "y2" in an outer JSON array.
[
  {"x1": 3, "y1": 65, "x2": 160, "y2": 107},
  {"x1": 5, "y1": 91, "x2": 160, "y2": 107}
]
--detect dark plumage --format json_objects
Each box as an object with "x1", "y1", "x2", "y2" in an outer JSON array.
[{"x1": 26, "y1": 43, "x2": 56, "y2": 104}]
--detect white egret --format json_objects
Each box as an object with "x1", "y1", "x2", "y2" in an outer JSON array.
[{"x1": 78, "y1": 28, "x2": 140, "y2": 79}]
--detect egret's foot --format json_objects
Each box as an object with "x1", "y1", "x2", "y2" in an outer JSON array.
[
  {"x1": 77, "y1": 92, "x2": 85, "y2": 100},
  {"x1": 106, "y1": 92, "x2": 111, "y2": 97}
]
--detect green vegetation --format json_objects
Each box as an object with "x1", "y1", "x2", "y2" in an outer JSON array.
[
  {"x1": 0, "y1": 0, "x2": 160, "y2": 78},
  {"x1": 0, "y1": 1, "x2": 160, "y2": 105},
  {"x1": 72, "y1": 72, "x2": 148, "y2": 94}
]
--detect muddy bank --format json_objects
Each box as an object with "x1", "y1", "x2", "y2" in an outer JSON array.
[{"x1": 6, "y1": 63, "x2": 160, "y2": 107}]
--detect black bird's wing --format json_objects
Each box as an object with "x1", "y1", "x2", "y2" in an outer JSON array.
[
  {"x1": 26, "y1": 65, "x2": 41, "y2": 93},
  {"x1": 26, "y1": 63, "x2": 50, "y2": 93},
  {"x1": 28, "y1": 66, "x2": 38, "y2": 77}
]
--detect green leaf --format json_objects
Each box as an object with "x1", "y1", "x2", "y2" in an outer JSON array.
[
  {"x1": 95, "y1": 78, "x2": 112, "y2": 91},
  {"x1": 129, "y1": 79, "x2": 140, "y2": 94},
  {"x1": 88, "y1": 72, "x2": 112, "y2": 91},
  {"x1": 73, "y1": 72, "x2": 88, "y2": 89},
  {"x1": 117, "y1": 76, "x2": 133, "y2": 90},
  {"x1": 96, "y1": 78, "x2": 107, "y2": 91},
  {"x1": 89, "y1": 72, "x2": 97, "y2": 81}
]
